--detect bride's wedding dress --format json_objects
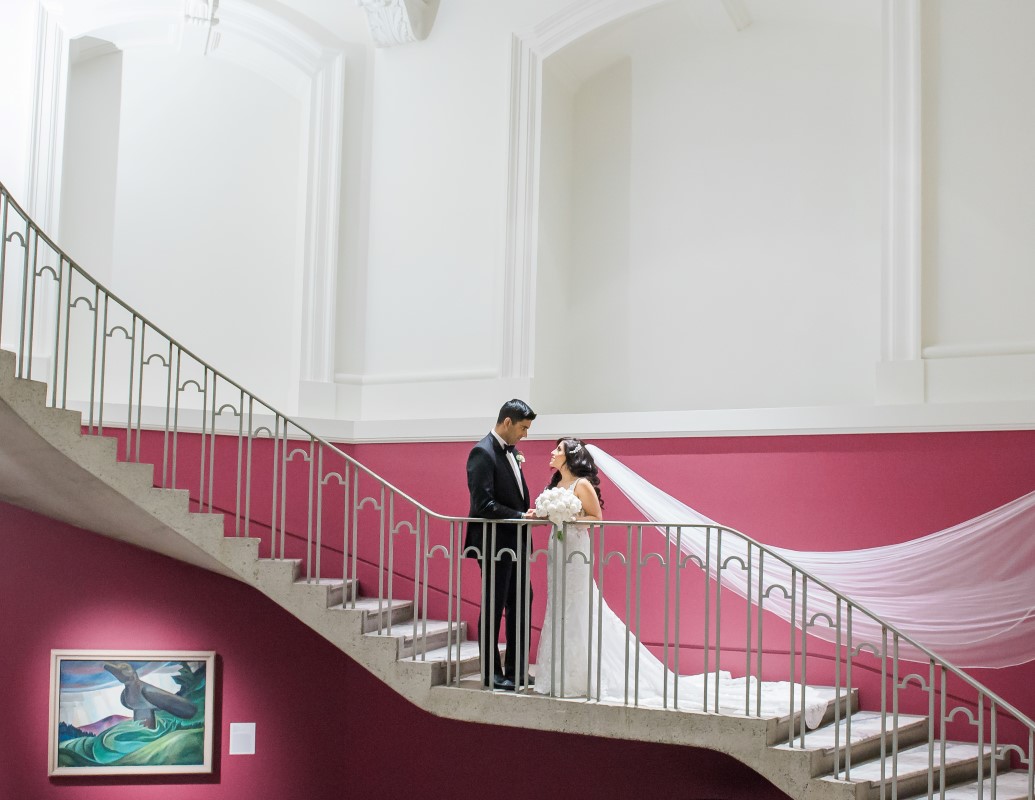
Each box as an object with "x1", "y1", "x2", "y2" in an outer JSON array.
[{"x1": 533, "y1": 482, "x2": 828, "y2": 728}]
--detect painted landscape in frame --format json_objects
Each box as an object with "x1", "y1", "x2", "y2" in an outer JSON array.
[{"x1": 48, "y1": 650, "x2": 215, "y2": 776}]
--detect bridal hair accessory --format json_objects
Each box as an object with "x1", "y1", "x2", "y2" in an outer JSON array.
[
  {"x1": 534, "y1": 487, "x2": 582, "y2": 540},
  {"x1": 564, "y1": 440, "x2": 583, "y2": 454}
]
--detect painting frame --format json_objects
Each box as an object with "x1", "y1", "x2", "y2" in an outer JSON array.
[{"x1": 48, "y1": 649, "x2": 216, "y2": 777}]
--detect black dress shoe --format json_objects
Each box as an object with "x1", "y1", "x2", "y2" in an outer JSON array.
[
  {"x1": 492, "y1": 676, "x2": 516, "y2": 691},
  {"x1": 511, "y1": 675, "x2": 534, "y2": 688}
]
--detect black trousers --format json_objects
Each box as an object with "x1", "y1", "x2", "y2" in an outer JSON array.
[{"x1": 477, "y1": 535, "x2": 533, "y2": 685}]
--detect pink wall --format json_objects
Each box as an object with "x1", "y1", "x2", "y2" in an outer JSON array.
[
  {"x1": 347, "y1": 430, "x2": 1035, "y2": 739},
  {"x1": 66, "y1": 428, "x2": 1035, "y2": 746},
  {"x1": 0, "y1": 500, "x2": 792, "y2": 800}
]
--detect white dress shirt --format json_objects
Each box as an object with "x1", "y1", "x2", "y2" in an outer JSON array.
[{"x1": 491, "y1": 430, "x2": 523, "y2": 490}]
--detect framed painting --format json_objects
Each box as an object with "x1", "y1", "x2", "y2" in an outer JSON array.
[{"x1": 48, "y1": 649, "x2": 216, "y2": 776}]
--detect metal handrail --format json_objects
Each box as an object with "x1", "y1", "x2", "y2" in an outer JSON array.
[{"x1": 2, "y1": 179, "x2": 1032, "y2": 795}]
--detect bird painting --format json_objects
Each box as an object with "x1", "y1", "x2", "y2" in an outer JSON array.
[{"x1": 102, "y1": 661, "x2": 198, "y2": 729}]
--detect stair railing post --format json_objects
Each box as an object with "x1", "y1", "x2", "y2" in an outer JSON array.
[
  {"x1": 349, "y1": 464, "x2": 359, "y2": 609},
  {"x1": 161, "y1": 338, "x2": 173, "y2": 487},
  {"x1": 845, "y1": 604, "x2": 854, "y2": 780},
  {"x1": 97, "y1": 294, "x2": 110, "y2": 434},
  {"x1": 18, "y1": 225, "x2": 34, "y2": 379},
  {"x1": 50, "y1": 254, "x2": 65, "y2": 407},
  {"x1": 124, "y1": 313, "x2": 136, "y2": 461},
  {"x1": 702, "y1": 525, "x2": 711, "y2": 712},
  {"x1": 411, "y1": 504, "x2": 423, "y2": 662},
  {"x1": 674, "y1": 526, "x2": 683, "y2": 711},
  {"x1": 892, "y1": 634, "x2": 900, "y2": 800},
  {"x1": 559, "y1": 521, "x2": 568, "y2": 698},
  {"x1": 269, "y1": 414, "x2": 281, "y2": 558},
  {"x1": 584, "y1": 522, "x2": 595, "y2": 700},
  {"x1": 633, "y1": 524, "x2": 644, "y2": 707},
  {"x1": 624, "y1": 524, "x2": 632, "y2": 706},
  {"x1": 658, "y1": 525, "x2": 670, "y2": 709},
  {"x1": 799, "y1": 577, "x2": 808, "y2": 749},
  {"x1": 0, "y1": 188, "x2": 8, "y2": 335},
  {"x1": 305, "y1": 436, "x2": 316, "y2": 581},
  {"x1": 87, "y1": 281, "x2": 100, "y2": 432},
  {"x1": 448, "y1": 520, "x2": 458, "y2": 685},
  {"x1": 833, "y1": 597, "x2": 843, "y2": 778},
  {"x1": 206, "y1": 372, "x2": 217, "y2": 511},
  {"x1": 713, "y1": 529, "x2": 723, "y2": 715},
  {"x1": 787, "y1": 568, "x2": 798, "y2": 746},
  {"x1": 131, "y1": 317, "x2": 145, "y2": 461},
  {"x1": 743, "y1": 539, "x2": 753, "y2": 718},
  {"x1": 988, "y1": 700, "x2": 998, "y2": 800},
  {"x1": 756, "y1": 549, "x2": 765, "y2": 719},
  {"x1": 880, "y1": 626, "x2": 888, "y2": 800},
  {"x1": 198, "y1": 368, "x2": 208, "y2": 508},
  {"x1": 378, "y1": 486, "x2": 388, "y2": 631},
  {"x1": 233, "y1": 388, "x2": 244, "y2": 536},
  {"x1": 278, "y1": 416, "x2": 289, "y2": 558},
  {"x1": 940, "y1": 664, "x2": 948, "y2": 798}
]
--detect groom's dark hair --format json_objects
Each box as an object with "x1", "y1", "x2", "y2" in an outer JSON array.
[{"x1": 497, "y1": 399, "x2": 536, "y2": 424}]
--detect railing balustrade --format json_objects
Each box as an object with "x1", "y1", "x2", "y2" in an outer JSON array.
[{"x1": 2, "y1": 181, "x2": 1032, "y2": 798}]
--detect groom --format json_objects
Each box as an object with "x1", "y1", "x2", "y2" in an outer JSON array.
[{"x1": 465, "y1": 399, "x2": 536, "y2": 691}]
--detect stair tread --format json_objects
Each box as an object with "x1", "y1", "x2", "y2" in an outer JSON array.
[
  {"x1": 377, "y1": 618, "x2": 462, "y2": 639},
  {"x1": 296, "y1": 577, "x2": 354, "y2": 585},
  {"x1": 402, "y1": 639, "x2": 479, "y2": 664},
  {"x1": 901, "y1": 770, "x2": 1032, "y2": 800},
  {"x1": 348, "y1": 596, "x2": 412, "y2": 611},
  {"x1": 827, "y1": 741, "x2": 999, "y2": 784},
  {"x1": 775, "y1": 710, "x2": 927, "y2": 753}
]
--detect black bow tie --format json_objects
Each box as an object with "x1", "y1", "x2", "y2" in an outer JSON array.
[{"x1": 503, "y1": 444, "x2": 517, "y2": 454}]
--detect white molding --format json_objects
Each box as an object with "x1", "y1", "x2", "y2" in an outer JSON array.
[
  {"x1": 300, "y1": 53, "x2": 345, "y2": 385},
  {"x1": 501, "y1": 34, "x2": 540, "y2": 379},
  {"x1": 28, "y1": 0, "x2": 345, "y2": 396},
  {"x1": 923, "y1": 342, "x2": 1035, "y2": 359},
  {"x1": 80, "y1": 398, "x2": 1035, "y2": 444},
  {"x1": 503, "y1": 0, "x2": 670, "y2": 379},
  {"x1": 880, "y1": 0, "x2": 922, "y2": 363},
  {"x1": 356, "y1": 0, "x2": 440, "y2": 47},
  {"x1": 335, "y1": 368, "x2": 497, "y2": 385},
  {"x1": 26, "y1": 4, "x2": 68, "y2": 232}
]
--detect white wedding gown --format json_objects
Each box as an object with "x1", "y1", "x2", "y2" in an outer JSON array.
[{"x1": 533, "y1": 483, "x2": 828, "y2": 728}]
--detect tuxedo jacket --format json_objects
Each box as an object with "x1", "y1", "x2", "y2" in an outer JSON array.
[{"x1": 465, "y1": 433, "x2": 530, "y2": 558}]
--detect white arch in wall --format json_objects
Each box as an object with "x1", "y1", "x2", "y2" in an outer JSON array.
[
  {"x1": 27, "y1": 0, "x2": 345, "y2": 391},
  {"x1": 503, "y1": 0, "x2": 922, "y2": 399}
]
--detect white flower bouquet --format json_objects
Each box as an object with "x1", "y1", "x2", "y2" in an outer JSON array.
[{"x1": 534, "y1": 486, "x2": 582, "y2": 539}]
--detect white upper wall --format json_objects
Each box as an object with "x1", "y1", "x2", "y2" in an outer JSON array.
[
  {"x1": 1, "y1": 0, "x2": 1033, "y2": 439},
  {"x1": 109, "y1": 48, "x2": 304, "y2": 411},
  {"x1": 921, "y1": 0, "x2": 1035, "y2": 351},
  {"x1": 537, "y1": 0, "x2": 881, "y2": 413}
]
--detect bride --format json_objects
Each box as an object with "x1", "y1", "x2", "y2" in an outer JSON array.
[{"x1": 531, "y1": 437, "x2": 828, "y2": 727}]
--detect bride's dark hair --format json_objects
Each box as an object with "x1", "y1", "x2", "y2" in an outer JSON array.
[{"x1": 548, "y1": 437, "x2": 604, "y2": 509}]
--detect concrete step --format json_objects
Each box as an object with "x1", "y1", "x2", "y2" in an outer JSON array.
[
  {"x1": 769, "y1": 686, "x2": 860, "y2": 745},
  {"x1": 401, "y1": 639, "x2": 480, "y2": 672},
  {"x1": 775, "y1": 710, "x2": 929, "y2": 775},
  {"x1": 371, "y1": 618, "x2": 468, "y2": 660},
  {"x1": 824, "y1": 740, "x2": 1007, "y2": 800},
  {"x1": 346, "y1": 596, "x2": 415, "y2": 633},
  {"x1": 900, "y1": 769, "x2": 1033, "y2": 800},
  {"x1": 292, "y1": 577, "x2": 358, "y2": 607}
]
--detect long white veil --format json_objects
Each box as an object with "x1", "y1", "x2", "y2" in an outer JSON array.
[{"x1": 589, "y1": 445, "x2": 1035, "y2": 669}]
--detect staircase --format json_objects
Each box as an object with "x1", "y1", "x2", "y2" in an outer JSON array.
[{"x1": 2, "y1": 181, "x2": 1033, "y2": 799}]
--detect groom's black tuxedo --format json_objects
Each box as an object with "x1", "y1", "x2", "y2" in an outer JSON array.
[{"x1": 466, "y1": 433, "x2": 533, "y2": 685}]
